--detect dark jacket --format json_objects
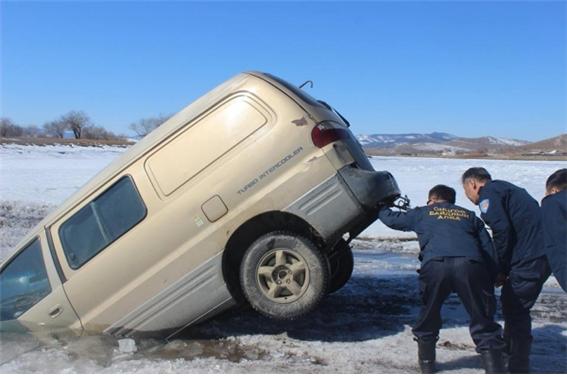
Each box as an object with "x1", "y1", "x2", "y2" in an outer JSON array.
[
  {"x1": 541, "y1": 190, "x2": 567, "y2": 292},
  {"x1": 378, "y1": 202, "x2": 499, "y2": 275},
  {"x1": 478, "y1": 180, "x2": 545, "y2": 274}
]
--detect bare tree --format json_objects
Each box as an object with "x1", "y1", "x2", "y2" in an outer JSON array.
[
  {"x1": 2, "y1": 113, "x2": 126, "y2": 141},
  {"x1": 129, "y1": 114, "x2": 171, "y2": 138},
  {"x1": 82, "y1": 126, "x2": 112, "y2": 140},
  {"x1": 21, "y1": 125, "x2": 44, "y2": 138},
  {"x1": 82, "y1": 125, "x2": 126, "y2": 141},
  {"x1": 0, "y1": 118, "x2": 24, "y2": 137},
  {"x1": 43, "y1": 120, "x2": 67, "y2": 138},
  {"x1": 61, "y1": 111, "x2": 91, "y2": 139}
]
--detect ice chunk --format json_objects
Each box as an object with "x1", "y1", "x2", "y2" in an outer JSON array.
[{"x1": 117, "y1": 338, "x2": 137, "y2": 354}]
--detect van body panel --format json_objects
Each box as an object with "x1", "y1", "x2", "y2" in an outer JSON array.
[
  {"x1": 285, "y1": 173, "x2": 362, "y2": 239},
  {"x1": 17, "y1": 285, "x2": 83, "y2": 335},
  {"x1": 324, "y1": 141, "x2": 356, "y2": 171},
  {"x1": 105, "y1": 251, "x2": 233, "y2": 337},
  {"x1": 145, "y1": 94, "x2": 270, "y2": 197}
]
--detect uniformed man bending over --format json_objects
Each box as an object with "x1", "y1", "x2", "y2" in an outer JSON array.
[
  {"x1": 379, "y1": 185, "x2": 505, "y2": 374},
  {"x1": 542, "y1": 168, "x2": 567, "y2": 293},
  {"x1": 461, "y1": 167, "x2": 551, "y2": 373}
]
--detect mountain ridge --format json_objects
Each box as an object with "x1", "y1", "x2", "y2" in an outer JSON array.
[
  {"x1": 357, "y1": 132, "x2": 565, "y2": 158},
  {"x1": 357, "y1": 132, "x2": 528, "y2": 149}
]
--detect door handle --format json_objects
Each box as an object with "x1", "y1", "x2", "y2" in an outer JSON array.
[{"x1": 48, "y1": 305, "x2": 63, "y2": 318}]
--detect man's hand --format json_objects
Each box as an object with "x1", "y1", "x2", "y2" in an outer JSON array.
[
  {"x1": 392, "y1": 195, "x2": 411, "y2": 211},
  {"x1": 494, "y1": 272, "x2": 507, "y2": 287}
]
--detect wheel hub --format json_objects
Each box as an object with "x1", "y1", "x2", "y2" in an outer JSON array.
[
  {"x1": 256, "y1": 249, "x2": 309, "y2": 303},
  {"x1": 273, "y1": 266, "x2": 291, "y2": 282}
]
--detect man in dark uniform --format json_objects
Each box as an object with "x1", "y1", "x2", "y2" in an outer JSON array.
[
  {"x1": 379, "y1": 185, "x2": 505, "y2": 374},
  {"x1": 541, "y1": 168, "x2": 567, "y2": 293},
  {"x1": 461, "y1": 167, "x2": 551, "y2": 373}
]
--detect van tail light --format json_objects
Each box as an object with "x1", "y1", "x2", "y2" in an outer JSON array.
[{"x1": 311, "y1": 121, "x2": 350, "y2": 148}]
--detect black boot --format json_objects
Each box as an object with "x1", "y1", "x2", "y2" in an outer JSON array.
[
  {"x1": 416, "y1": 338, "x2": 437, "y2": 374},
  {"x1": 508, "y1": 336, "x2": 532, "y2": 373},
  {"x1": 480, "y1": 349, "x2": 506, "y2": 374}
]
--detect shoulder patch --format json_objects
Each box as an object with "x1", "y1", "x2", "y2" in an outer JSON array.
[{"x1": 479, "y1": 199, "x2": 490, "y2": 214}]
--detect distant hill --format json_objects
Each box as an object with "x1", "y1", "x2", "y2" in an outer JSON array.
[
  {"x1": 357, "y1": 132, "x2": 529, "y2": 155},
  {"x1": 358, "y1": 132, "x2": 565, "y2": 159},
  {"x1": 358, "y1": 132, "x2": 457, "y2": 148},
  {"x1": 449, "y1": 136, "x2": 528, "y2": 150},
  {"x1": 504, "y1": 134, "x2": 567, "y2": 157}
]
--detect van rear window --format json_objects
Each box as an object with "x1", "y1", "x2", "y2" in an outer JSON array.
[{"x1": 59, "y1": 176, "x2": 147, "y2": 269}]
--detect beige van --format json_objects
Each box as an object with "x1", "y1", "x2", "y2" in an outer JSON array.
[{"x1": 0, "y1": 72, "x2": 400, "y2": 337}]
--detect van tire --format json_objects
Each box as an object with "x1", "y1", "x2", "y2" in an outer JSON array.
[
  {"x1": 239, "y1": 231, "x2": 328, "y2": 320},
  {"x1": 328, "y1": 241, "x2": 354, "y2": 293}
]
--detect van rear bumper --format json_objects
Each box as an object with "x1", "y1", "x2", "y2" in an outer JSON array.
[
  {"x1": 286, "y1": 166, "x2": 400, "y2": 243},
  {"x1": 337, "y1": 165, "x2": 400, "y2": 210}
]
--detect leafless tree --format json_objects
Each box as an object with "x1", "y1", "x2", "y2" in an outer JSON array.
[
  {"x1": 129, "y1": 114, "x2": 171, "y2": 138},
  {"x1": 21, "y1": 125, "x2": 45, "y2": 138},
  {"x1": 43, "y1": 120, "x2": 68, "y2": 138},
  {"x1": 82, "y1": 125, "x2": 126, "y2": 141},
  {"x1": 61, "y1": 111, "x2": 91, "y2": 139},
  {"x1": 82, "y1": 126, "x2": 111, "y2": 140},
  {"x1": 0, "y1": 118, "x2": 24, "y2": 137}
]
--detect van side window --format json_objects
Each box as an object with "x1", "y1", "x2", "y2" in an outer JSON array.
[
  {"x1": 0, "y1": 239, "x2": 51, "y2": 320},
  {"x1": 59, "y1": 176, "x2": 147, "y2": 269}
]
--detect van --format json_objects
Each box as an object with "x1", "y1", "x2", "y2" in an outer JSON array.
[{"x1": 0, "y1": 72, "x2": 400, "y2": 337}]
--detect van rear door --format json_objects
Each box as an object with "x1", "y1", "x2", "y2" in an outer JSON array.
[{"x1": 254, "y1": 72, "x2": 373, "y2": 171}]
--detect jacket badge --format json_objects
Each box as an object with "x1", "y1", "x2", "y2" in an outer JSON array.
[{"x1": 479, "y1": 199, "x2": 490, "y2": 214}]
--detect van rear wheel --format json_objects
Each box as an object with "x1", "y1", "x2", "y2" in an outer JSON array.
[{"x1": 239, "y1": 232, "x2": 328, "y2": 320}]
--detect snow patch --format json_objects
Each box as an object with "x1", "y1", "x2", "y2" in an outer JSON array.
[
  {"x1": 118, "y1": 338, "x2": 138, "y2": 354},
  {"x1": 408, "y1": 143, "x2": 470, "y2": 152},
  {"x1": 487, "y1": 137, "x2": 528, "y2": 146}
]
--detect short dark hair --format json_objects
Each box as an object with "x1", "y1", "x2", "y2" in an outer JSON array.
[
  {"x1": 428, "y1": 185, "x2": 456, "y2": 204},
  {"x1": 546, "y1": 168, "x2": 567, "y2": 191},
  {"x1": 462, "y1": 167, "x2": 492, "y2": 183}
]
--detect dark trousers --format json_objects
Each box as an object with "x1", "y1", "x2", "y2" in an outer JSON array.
[
  {"x1": 413, "y1": 256, "x2": 504, "y2": 352},
  {"x1": 501, "y1": 256, "x2": 551, "y2": 370}
]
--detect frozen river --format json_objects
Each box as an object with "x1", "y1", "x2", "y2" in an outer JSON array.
[{"x1": 0, "y1": 144, "x2": 565, "y2": 373}]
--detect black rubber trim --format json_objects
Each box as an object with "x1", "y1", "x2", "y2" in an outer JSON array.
[{"x1": 45, "y1": 226, "x2": 67, "y2": 284}]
